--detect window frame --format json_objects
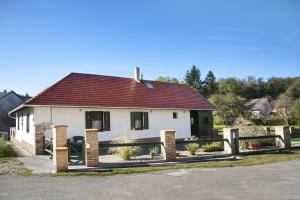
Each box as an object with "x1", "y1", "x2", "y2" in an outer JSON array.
[
  {"x1": 21, "y1": 113, "x2": 24, "y2": 130},
  {"x1": 17, "y1": 113, "x2": 20, "y2": 130},
  {"x1": 26, "y1": 113, "x2": 30, "y2": 133},
  {"x1": 130, "y1": 112, "x2": 149, "y2": 130},
  {"x1": 173, "y1": 112, "x2": 178, "y2": 119},
  {"x1": 85, "y1": 111, "x2": 110, "y2": 132}
]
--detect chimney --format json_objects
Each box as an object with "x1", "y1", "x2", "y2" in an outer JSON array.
[{"x1": 134, "y1": 67, "x2": 141, "y2": 82}]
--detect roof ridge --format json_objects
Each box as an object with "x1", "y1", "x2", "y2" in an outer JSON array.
[
  {"x1": 71, "y1": 72, "x2": 185, "y2": 86},
  {"x1": 0, "y1": 90, "x2": 23, "y2": 101}
]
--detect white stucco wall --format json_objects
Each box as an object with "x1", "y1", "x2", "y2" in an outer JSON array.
[
  {"x1": 33, "y1": 106, "x2": 191, "y2": 141},
  {"x1": 15, "y1": 108, "x2": 35, "y2": 145}
]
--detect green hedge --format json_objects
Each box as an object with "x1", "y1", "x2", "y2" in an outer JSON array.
[{"x1": 0, "y1": 138, "x2": 16, "y2": 157}]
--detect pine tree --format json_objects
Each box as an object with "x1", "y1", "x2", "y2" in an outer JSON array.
[
  {"x1": 203, "y1": 70, "x2": 218, "y2": 97},
  {"x1": 184, "y1": 65, "x2": 203, "y2": 93}
]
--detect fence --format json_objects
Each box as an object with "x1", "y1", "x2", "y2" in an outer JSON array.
[
  {"x1": 99, "y1": 140, "x2": 164, "y2": 167},
  {"x1": 238, "y1": 135, "x2": 285, "y2": 155},
  {"x1": 49, "y1": 126, "x2": 294, "y2": 172},
  {"x1": 175, "y1": 138, "x2": 231, "y2": 161}
]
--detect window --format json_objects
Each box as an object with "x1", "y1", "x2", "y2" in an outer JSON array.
[
  {"x1": 173, "y1": 112, "x2": 178, "y2": 119},
  {"x1": 85, "y1": 111, "x2": 110, "y2": 132},
  {"x1": 146, "y1": 82, "x2": 154, "y2": 89},
  {"x1": 21, "y1": 113, "x2": 24, "y2": 130},
  {"x1": 17, "y1": 114, "x2": 20, "y2": 130},
  {"x1": 204, "y1": 117, "x2": 209, "y2": 125},
  {"x1": 26, "y1": 114, "x2": 30, "y2": 133},
  {"x1": 130, "y1": 112, "x2": 149, "y2": 130}
]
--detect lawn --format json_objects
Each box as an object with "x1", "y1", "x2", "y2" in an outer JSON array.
[
  {"x1": 53, "y1": 149, "x2": 300, "y2": 177},
  {"x1": 0, "y1": 139, "x2": 32, "y2": 175}
]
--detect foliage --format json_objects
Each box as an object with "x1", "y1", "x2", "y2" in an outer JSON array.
[
  {"x1": 294, "y1": 98, "x2": 300, "y2": 126},
  {"x1": 218, "y1": 77, "x2": 243, "y2": 96},
  {"x1": 184, "y1": 65, "x2": 204, "y2": 93},
  {"x1": 209, "y1": 93, "x2": 248, "y2": 126},
  {"x1": 285, "y1": 78, "x2": 300, "y2": 99},
  {"x1": 202, "y1": 142, "x2": 223, "y2": 152},
  {"x1": 185, "y1": 143, "x2": 199, "y2": 155},
  {"x1": 239, "y1": 126, "x2": 275, "y2": 150},
  {"x1": 202, "y1": 70, "x2": 218, "y2": 98},
  {"x1": 156, "y1": 76, "x2": 180, "y2": 84},
  {"x1": 109, "y1": 139, "x2": 142, "y2": 160},
  {"x1": 265, "y1": 77, "x2": 294, "y2": 99},
  {"x1": 0, "y1": 138, "x2": 16, "y2": 157},
  {"x1": 149, "y1": 146, "x2": 159, "y2": 158},
  {"x1": 249, "y1": 115, "x2": 287, "y2": 126},
  {"x1": 273, "y1": 94, "x2": 295, "y2": 125}
]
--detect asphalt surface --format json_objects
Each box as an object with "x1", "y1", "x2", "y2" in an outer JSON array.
[{"x1": 1, "y1": 159, "x2": 300, "y2": 200}]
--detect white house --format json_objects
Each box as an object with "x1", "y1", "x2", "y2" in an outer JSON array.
[{"x1": 9, "y1": 68, "x2": 215, "y2": 155}]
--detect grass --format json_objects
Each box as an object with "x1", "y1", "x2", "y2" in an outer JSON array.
[
  {"x1": 51, "y1": 149, "x2": 300, "y2": 177},
  {"x1": 0, "y1": 157, "x2": 16, "y2": 164},
  {"x1": 292, "y1": 137, "x2": 300, "y2": 142}
]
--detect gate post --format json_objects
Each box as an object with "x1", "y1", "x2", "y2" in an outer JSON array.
[
  {"x1": 52, "y1": 125, "x2": 68, "y2": 172},
  {"x1": 223, "y1": 128, "x2": 239, "y2": 155},
  {"x1": 275, "y1": 126, "x2": 291, "y2": 149},
  {"x1": 34, "y1": 125, "x2": 45, "y2": 155},
  {"x1": 84, "y1": 129, "x2": 99, "y2": 167},
  {"x1": 160, "y1": 130, "x2": 176, "y2": 162}
]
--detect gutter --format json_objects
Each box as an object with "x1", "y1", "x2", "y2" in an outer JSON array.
[
  {"x1": 12, "y1": 104, "x2": 217, "y2": 111},
  {"x1": 8, "y1": 103, "x2": 26, "y2": 119},
  {"x1": 7, "y1": 103, "x2": 217, "y2": 120}
]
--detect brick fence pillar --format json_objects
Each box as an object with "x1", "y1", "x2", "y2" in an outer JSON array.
[
  {"x1": 223, "y1": 128, "x2": 239, "y2": 155},
  {"x1": 275, "y1": 126, "x2": 291, "y2": 149},
  {"x1": 52, "y1": 125, "x2": 68, "y2": 172},
  {"x1": 34, "y1": 125, "x2": 44, "y2": 155},
  {"x1": 85, "y1": 129, "x2": 99, "y2": 167},
  {"x1": 160, "y1": 130, "x2": 176, "y2": 162}
]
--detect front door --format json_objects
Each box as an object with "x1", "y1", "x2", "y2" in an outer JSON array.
[{"x1": 190, "y1": 110, "x2": 199, "y2": 137}]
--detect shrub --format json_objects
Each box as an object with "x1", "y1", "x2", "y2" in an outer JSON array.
[
  {"x1": 202, "y1": 142, "x2": 223, "y2": 152},
  {"x1": 186, "y1": 143, "x2": 199, "y2": 155},
  {"x1": 149, "y1": 146, "x2": 159, "y2": 158},
  {"x1": 109, "y1": 139, "x2": 142, "y2": 160},
  {"x1": 265, "y1": 115, "x2": 286, "y2": 126},
  {"x1": 239, "y1": 126, "x2": 275, "y2": 150},
  {"x1": 0, "y1": 138, "x2": 16, "y2": 157}
]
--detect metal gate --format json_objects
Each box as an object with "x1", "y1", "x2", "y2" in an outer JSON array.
[
  {"x1": 43, "y1": 136, "x2": 53, "y2": 159},
  {"x1": 67, "y1": 137, "x2": 85, "y2": 165}
]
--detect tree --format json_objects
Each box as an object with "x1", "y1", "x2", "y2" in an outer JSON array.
[
  {"x1": 273, "y1": 94, "x2": 295, "y2": 125},
  {"x1": 156, "y1": 76, "x2": 179, "y2": 84},
  {"x1": 203, "y1": 70, "x2": 218, "y2": 98},
  {"x1": 266, "y1": 77, "x2": 293, "y2": 99},
  {"x1": 184, "y1": 65, "x2": 203, "y2": 93},
  {"x1": 209, "y1": 94, "x2": 247, "y2": 127},
  {"x1": 285, "y1": 78, "x2": 300, "y2": 99},
  {"x1": 294, "y1": 98, "x2": 300, "y2": 125},
  {"x1": 218, "y1": 77, "x2": 244, "y2": 96}
]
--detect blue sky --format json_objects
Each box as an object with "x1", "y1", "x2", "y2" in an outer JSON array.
[{"x1": 0, "y1": 0, "x2": 300, "y2": 95}]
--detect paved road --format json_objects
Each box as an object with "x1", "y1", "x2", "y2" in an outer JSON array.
[{"x1": 1, "y1": 159, "x2": 300, "y2": 200}]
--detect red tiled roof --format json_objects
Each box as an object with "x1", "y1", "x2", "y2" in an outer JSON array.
[{"x1": 25, "y1": 73, "x2": 215, "y2": 110}]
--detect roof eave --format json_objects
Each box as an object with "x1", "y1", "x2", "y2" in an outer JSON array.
[{"x1": 22, "y1": 104, "x2": 217, "y2": 111}]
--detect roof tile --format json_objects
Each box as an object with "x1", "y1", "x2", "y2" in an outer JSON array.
[{"x1": 25, "y1": 73, "x2": 215, "y2": 109}]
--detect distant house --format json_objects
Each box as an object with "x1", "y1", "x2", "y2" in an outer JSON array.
[
  {"x1": 0, "y1": 91, "x2": 24, "y2": 132},
  {"x1": 245, "y1": 97, "x2": 272, "y2": 117},
  {"x1": 9, "y1": 68, "x2": 216, "y2": 154}
]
